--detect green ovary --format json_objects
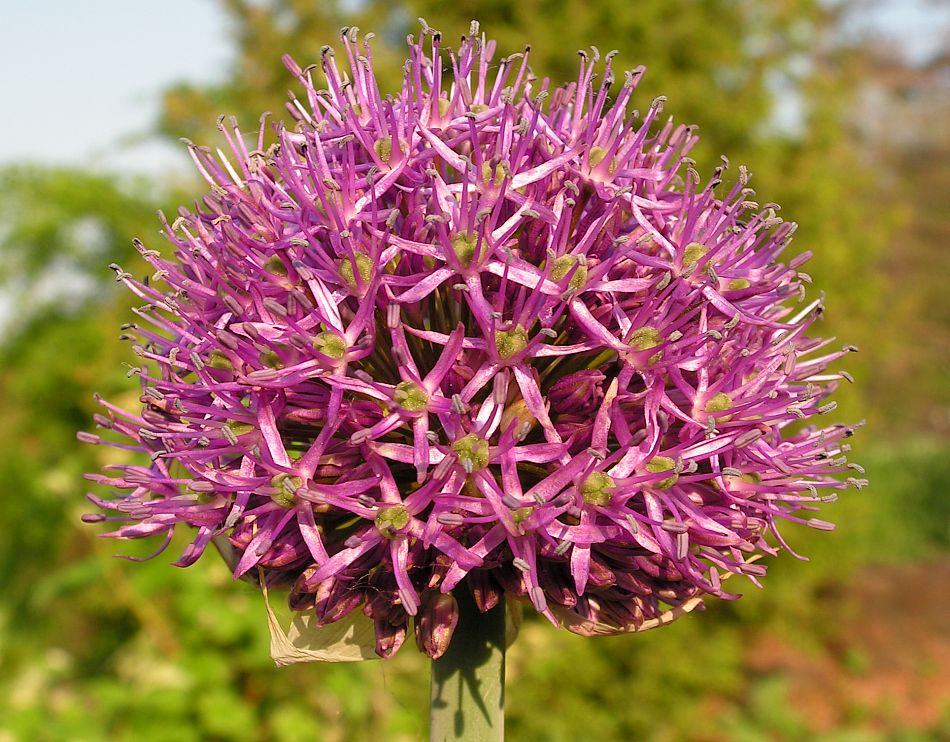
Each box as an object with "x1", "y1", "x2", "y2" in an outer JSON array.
[
  {"x1": 394, "y1": 381, "x2": 429, "y2": 412},
  {"x1": 580, "y1": 471, "x2": 615, "y2": 506},
  {"x1": 453, "y1": 434, "x2": 490, "y2": 471},
  {"x1": 646, "y1": 456, "x2": 678, "y2": 490}
]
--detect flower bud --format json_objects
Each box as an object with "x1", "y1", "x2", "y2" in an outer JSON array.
[
  {"x1": 415, "y1": 591, "x2": 459, "y2": 659},
  {"x1": 374, "y1": 615, "x2": 407, "y2": 659},
  {"x1": 550, "y1": 370, "x2": 605, "y2": 415}
]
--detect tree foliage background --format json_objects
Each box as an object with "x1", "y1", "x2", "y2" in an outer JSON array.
[{"x1": 1, "y1": 1, "x2": 948, "y2": 740}]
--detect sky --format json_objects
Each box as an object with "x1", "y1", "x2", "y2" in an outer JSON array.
[
  {"x1": 0, "y1": 1, "x2": 947, "y2": 176},
  {"x1": 0, "y1": 1, "x2": 231, "y2": 174}
]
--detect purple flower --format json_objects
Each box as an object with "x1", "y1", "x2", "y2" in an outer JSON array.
[{"x1": 81, "y1": 23, "x2": 863, "y2": 657}]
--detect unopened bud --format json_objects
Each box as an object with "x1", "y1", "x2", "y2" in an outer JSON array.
[{"x1": 415, "y1": 592, "x2": 459, "y2": 659}]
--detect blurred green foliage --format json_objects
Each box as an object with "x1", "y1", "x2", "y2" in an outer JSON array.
[{"x1": 1, "y1": 1, "x2": 947, "y2": 740}]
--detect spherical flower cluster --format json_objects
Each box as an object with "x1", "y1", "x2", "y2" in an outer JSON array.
[{"x1": 81, "y1": 23, "x2": 864, "y2": 658}]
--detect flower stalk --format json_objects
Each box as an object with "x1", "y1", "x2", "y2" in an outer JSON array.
[{"x1": 430, "y1": 591, "x2": 505, "y2": 742}]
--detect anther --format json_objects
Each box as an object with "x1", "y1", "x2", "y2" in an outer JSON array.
[
  {"x1": 263, "y1": 298, "x2": 287, "y2": 317},
  {"x1": 502, "y1": 494, "x2": 521, "y2": 509},
  {"x1": 735, "y1": 430, "x2": 763, "y2": 448}
]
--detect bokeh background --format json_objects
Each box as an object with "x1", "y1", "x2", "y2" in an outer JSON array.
[{"x1": 1, "y1": 1, "x2": 948, "y2": 740}]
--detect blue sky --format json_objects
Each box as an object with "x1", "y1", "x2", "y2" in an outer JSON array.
[
  {"x1": 0, "y1": 1, "x2": 230, "y2": 173},
  {"x1": 0, "y1": 1, "x2": 946, "y2": 175}
]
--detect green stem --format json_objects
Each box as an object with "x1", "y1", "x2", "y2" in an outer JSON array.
[{"x1": 429, "y1": 590, "x2": 505, "y2": 741}]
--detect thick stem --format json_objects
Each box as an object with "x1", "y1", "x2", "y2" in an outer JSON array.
[{"x1": 429, "y1": 590, "x2": 505, "y2": 741}]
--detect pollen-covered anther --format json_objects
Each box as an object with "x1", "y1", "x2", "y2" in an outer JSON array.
[
  {"x1": 580, "y1": 471, "x2": 616, "y2": 506},
  {"x1": 394, "y1": 380, "x2": 429, "y2": 412}
]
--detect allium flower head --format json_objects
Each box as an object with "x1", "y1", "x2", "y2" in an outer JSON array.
[{"x1": 81, "y1": 23, "x2": 864, "y2": 658}]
